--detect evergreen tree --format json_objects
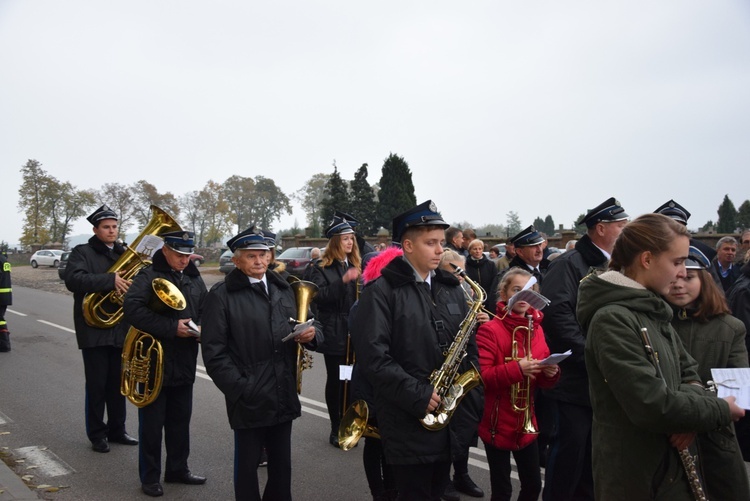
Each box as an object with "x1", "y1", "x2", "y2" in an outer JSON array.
[
  {"x1": 574, "y1": 214, "x2": 588, "y2": 235},
  {"x1": 544, "y1": 215, "x2": 555, "y2": 234},
  {"x1": 737, "y1": 200, "x2": 750, "y2": 230},
  {"x1": 349, "y1": 163, "x2": 377, "y2": 235},
  {"x1": 716, "y1": 194, "x2": 738, "y2": 233},
  {"x1": 320, "y1": 165, "x2": 350, "y2": 227},
  {"x1": 533, "y1": 217, "x2": 545, "y2": 233},
  {"x1": 375, "y1": 153, "x2": 417, "y2": 233},
  {"x1": 506, "y1": 211, "x2": 522, "y2": 237}
]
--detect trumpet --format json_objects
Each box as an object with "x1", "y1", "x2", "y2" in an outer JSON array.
[{"x1": 507, "y1": 314, "x2": 538, "y2": 434}]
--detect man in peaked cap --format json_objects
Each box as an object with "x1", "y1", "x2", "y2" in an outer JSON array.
[
  {"x1": 202, "y1": 226, "x2": 321, "y2": 501},
  {"x1": 352, "y1": 200, "x2": 482, "y2": 500},
  {"x1": 654, "y1": 199, "x2": 716, "y2": 262},
  {"x1": 540, "y1": 196, "x2": 628, "y2": 501},
  {"x1": 65, "y1": 204, "x2": 138, "y2": 453},
  {"x1": 123, "y1": 229, "x2": 207, "y2": 496}
]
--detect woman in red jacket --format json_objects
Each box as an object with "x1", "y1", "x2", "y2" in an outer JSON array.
[{"x1": 476, "y1": 268, "x2": 560, "y2": 501}]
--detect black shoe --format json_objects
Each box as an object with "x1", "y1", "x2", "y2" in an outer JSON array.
[
  {"x1": 329, "y1": 431, "x2": 340, "y2": 448},
  {"x1": 164, "y1": 472, "x2": 206, "y2": 485},
  {"x1": 0, "y1": 329, "x2": 10, "y2": 352},
  {"x1": 454, "y1": 472, "x2": 484, "y2": 497},
  {"x1": 91, "y1": 438, "x2": 110, "y2": 453},
  {"x1": 110, "y1": 433, "x2": 138, "y2": 445},
  {"x1": 142, "y1": 482, "x2": 163, "y2": 497},
  {"x1": 441, "y1": 480, "x2": 460, "y2": 501}
]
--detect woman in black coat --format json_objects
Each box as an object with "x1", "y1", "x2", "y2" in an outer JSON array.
[
  {"x1": 309, "y1": 214, "x2": 362, "y2": 446},
  {"x1": 464, "y1": 238, "x2": 498, "y2": 312}
]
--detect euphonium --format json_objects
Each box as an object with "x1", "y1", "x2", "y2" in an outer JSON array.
[
  {"x1": 120, "y1": 278, "x2": 198, "y2": 407},
  {"x1": 289, "y1": 278, "x2": 318, "y2": 394},
  {"x1": 508, "y1": 314, "x2": 538, "y2": 435},
  {"x1": 421, "y1": 265, "x2": 484, "y2": 431},
  {"x1": 338, "y1": 399, "x2": 380, "y2": 451},
  {"x1": 83, "y1": 205, "x2": 181, "y2": 328}
]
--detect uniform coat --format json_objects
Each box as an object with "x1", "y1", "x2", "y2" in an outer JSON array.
[
  {"x1": 309, "y1": 261, "x2": 357, "y2": 356},
  {"x1": 579, "y1": 271, "x2": 732, "y2": 500},
  {"x1": 477, "y1": 305, "x2": 559, "y2": 451},
  {"x1": 201, "y1": 267, "x2": 321, "y2": 429},
  {"x1": 465, "y1": 254, "x2": 498, "y2": 311},
  {"x1": 351, "y1": 256, "x2": 472, "y2": 465}
]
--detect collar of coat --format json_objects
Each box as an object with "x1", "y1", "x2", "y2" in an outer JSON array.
[
  {"x1": 380, "y1": 256, "x2": 461, "y2": 288},
  {"x1": 88, "y1": 235, "x2": 125, "y2": 256},
  {"x1": 508, "y1": 254, "x2": 548, "y2": 272},
  {"x1": 574, "y1": 234, "x2": 608, "y2": 267},
  {"x1": 150, "y1": 249, "x2": 200, "y2": 277},
  {"x1": 224, "y1": 266, "x2": 291, "y2": 293}
]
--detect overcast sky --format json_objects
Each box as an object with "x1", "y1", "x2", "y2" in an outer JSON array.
[{"x1": 2, "y1": 1, "x2": 749, "y2": 246}]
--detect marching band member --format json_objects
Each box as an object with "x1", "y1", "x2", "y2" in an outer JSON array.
[
  {"x1": 65, "y1": 205, "x2": 137, "y2": 453},
  {"x1": 123, "y1": 231, "x2": 206, "y2": 497},
  {"x1": 351, "y1": 201, "x2": 470, "y2": 500},
  {"x1": 477, "y1": 268, "x2": 559, "y2": 501},
  {"x1": 309, "y1": 212, "x2": 361, "y2": 447},
  {"x1": 201, "y1": 226, "x2": 320, "y2": 501}
]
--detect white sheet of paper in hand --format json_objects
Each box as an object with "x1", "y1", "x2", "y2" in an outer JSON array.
[
  {"x1": 710, "y1": 367, "x2": 750, "y2": 409},
  {"x1": 507, "y1": 289, "x2": 551, "y2": 312},
  {"x1": 540, "y1": 349, "x2": 572, "y2": 366},
  {"x1": 282, "y1": 319, "x2": 314, "y2": 342}
]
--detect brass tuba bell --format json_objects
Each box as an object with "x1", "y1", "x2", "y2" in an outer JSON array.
[
  {"x1": 338, "y1": 400, "x2": 380, "y2": 451},
  {"x1": 83, "y1": 205, "x2": 181, "y2": 328},
  {"x1": 120, "y1": 278, "x2": 197, "y2": 407},
  {"x1": 288, "y1": 277, "x2": 318, "y2": 394}
]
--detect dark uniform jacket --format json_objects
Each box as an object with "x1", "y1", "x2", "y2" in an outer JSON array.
[
  {"x1": 351, "y1": 256, "x2": 473, "y2": 465},
  {"x1": 201, "y1": 268, "x2": 321, "y2": 429},
  {"x1": 464, "y1": 254, "x2": 497, "y2": 311},
  {"x1": 310, "y1": 261, "x2": 357, "y2": 356},
  {"x1": 728, "y1": 263, "x2": 750, "y2": 353},
  {"x1": 122, "y1": 249, "x2": 206, "y2": 387},
  {"x1": 0, "y1": 254, "x2": 11, "y2": 307},
  {"x1": 65, "y1": 236, "x2": 128, "y2": 349},
  {"x1": 541, "y1": 234, "x2": 607, "y2": 406},
  {"x1": 579, "y1": 271, "x2": 731, "y2": 500},
  {"x1": 487, "y1": 254, "x2": 548, "y2": 308}
]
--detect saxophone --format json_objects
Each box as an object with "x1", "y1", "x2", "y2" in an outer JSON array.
[{"x1": 421, "y1": 265, "x2": 484, "y2": 431}]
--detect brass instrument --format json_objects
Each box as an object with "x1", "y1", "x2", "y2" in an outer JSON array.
[
  {"x1": 120, "y1": 278, "x2": 197, "y2": 407},
  {"x1": 507, "y1": 314, "x2": 538, "y2": 434},
  {"x1": 421, "y1": 265, "x2": 484, "y2": 431},
  {"x1": 338, "y1": 399, "x2": 380, "y2": 451},
  {"x1": 639, "y1": 328, "x2": 707, "y2": 501},
  {"x1": 83, "y1": 205, "x2": 181, "y2": 328},
  {"x1": 289, "y1": 279, "x2": 318, "y2": 394}
]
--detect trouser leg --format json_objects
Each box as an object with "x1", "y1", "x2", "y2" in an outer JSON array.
[
  {"x1": 484, "y1": 443, "x2": 512, "y2": 501},
  {"x1": 82, "y1": 347, "x2": 110, "y2": 441},
  {"x1": 139, "y1": 391, "x2": 167, "y2": 484},
  {"x1": 262, "y1": 421, "x2": 292, "y2": 501},
  {"x1": 542, "y1": 401, "x2": 593, "y2": 501},
  {"x1": 324, "y1": 354, "x2": 345, "y2": 431},
  {"x1": 103, "y1": 346, "x2": 127, "y2": 439},
  {"x1": 513, "y1": 442, "x2": 542, "y2": 501},
  {"x1": 394, "y1": 461, "x2": 450, "y2": 501},
  {"x1": 164, "y1": 385, "x2": 193, "y2": 477}
]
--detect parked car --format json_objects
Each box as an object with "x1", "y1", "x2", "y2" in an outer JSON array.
[
  {"x1": 276, "y1": 247, "x2": 315, "y2": 278},
  {"x1": 219, "y1": 249, "x2": 235, "y2": 274},
  {"x1": 57, "y1": 251, "x2": 71, "y2": 280},
  {"x1": 30, "y1": 249, "x2": 64, "y2": 268},
  {"x1": 190, "y1": 253, "x2": 204, "y2": 266}
]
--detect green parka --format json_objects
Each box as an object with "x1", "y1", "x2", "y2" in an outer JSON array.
[{"x1": 578, "y1": 271, "x2": 731, "y2": 500}]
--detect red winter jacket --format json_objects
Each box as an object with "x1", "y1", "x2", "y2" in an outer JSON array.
[{"x1": 476, "y1": 303, "x2": 560, "y2": 450}]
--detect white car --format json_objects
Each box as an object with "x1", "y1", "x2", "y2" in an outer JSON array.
[{"x1": 30, "y1": 249, "x2": 64, "y2": 268}]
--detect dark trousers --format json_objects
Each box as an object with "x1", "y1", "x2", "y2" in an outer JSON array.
[
  {"x1": 392, "y1": 461, "x2": 450, "y2": 501},
  {"x1": 542, "y1": 401, "x2": 594, "y2": 501},
  {"x1": 484, "y1": 441, "x2": 541, "y2": 501},
  {"x1": 138, "y1": 384, "x2": 193, "y2": 484},
  {"x1": 234, "y1": 421, "x2": 293, "y2": 501},
  {"x1": 363, "y1": 436, "x2": 396, "y2": 498},
  {"x1": 81, "y1": 346, "x2": 127, "y2": 442},
  {"x1": 324, "y1": 354, "x2": 347, "y2": 431}
]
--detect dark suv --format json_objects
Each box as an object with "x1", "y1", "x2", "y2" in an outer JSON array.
[
  {"x1": 276, "y1": 247, "x2": 315, "y2": 278},
  {"x1": 57, "y1": 251, "x2": 71, "y2": 280}
]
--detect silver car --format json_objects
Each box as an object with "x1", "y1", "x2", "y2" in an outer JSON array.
[{"x1": 30, "y1": 249, "x2": 64, "y2": 268}]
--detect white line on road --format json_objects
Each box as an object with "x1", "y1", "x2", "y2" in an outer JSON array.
[
  {"x1": 37, "y1": 320, "x2": 75, "y2": 333},
  {"x1": 14, "y1": 446, "x2": 76, "y2": 477},
  {"x1": 7, "y1": 309, "x2": 27, "y2": 317}
]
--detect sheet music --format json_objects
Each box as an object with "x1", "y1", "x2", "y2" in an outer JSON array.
[
  {"x1": 507, "y1": 289, "x2": 551, "y2": 312},
  {"x1": 540, "y1": 349, "x2": 572, "y2": 366},
  {"x1": 281, "y1": 319, "x2": 314, "y2": 342},
  {"x1": 339, "y1": 364, "x2": 353, "y2": 381},
  {"x1": 709, "y1": 368, "x2": 750, "y2": 409},
  {"x1": 133, "y1": 234, "x2": 164, "y2": 258}
]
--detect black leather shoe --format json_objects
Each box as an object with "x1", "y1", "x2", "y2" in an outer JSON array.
[
  {"x1": 164, "y1": 472, "x2": 206, "y2": 485},
  {"x1": 454, "y1": 472, "x2": 484, "y2": 497},
  {"x1": 441, "y1": 480, "x2": 460, "y2": 501},
  {"x1": 110, "y1": 433, "x2": 138, "y2": 445},
  {"x1": 329, "y1": 431, "x2": 340, "y2": 448},
  {"x1": 91, "y1": 438, "x2": 110, "y2": 453},
  {"x1": 142, "y1": 482, "x2": 163, "y2": 497}
]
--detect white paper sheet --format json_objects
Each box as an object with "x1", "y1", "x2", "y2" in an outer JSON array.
[
  {"x1": 709, "y1": 368, "x2": 750, "y2": 409},
  {"x1": 540, "y1": 349, "x2": 572, "y2": 366},
  {"x1": 339, "y1": 364, "x2": 353, "y2": 381},
  {"x1": 282, "y1": 319, "x2": 314, "y2": 342}
]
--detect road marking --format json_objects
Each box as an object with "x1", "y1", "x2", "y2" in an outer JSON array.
[
  {"x1": 6, "y1": 309, "x2": 27, "y2": 317},
  {"x1": 299, "y1": 396, "x2": 328, "y2": 410},
  {"x1": 301, "y1": 405, "x2": 330, "y2": 419},
  {"x1": 14, "y1": 446, "x2": 75, "y2": 477},
  {"x1": 0, "y1": 410, "x2": 11, "y2": 425},
  {"x1": 37, "y1": 320, "x2": 75, "y2": 333}
]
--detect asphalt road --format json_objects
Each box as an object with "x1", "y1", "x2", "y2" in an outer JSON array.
[{"x1": 0, "y1": 283, "x2": 500, "y2": 500}]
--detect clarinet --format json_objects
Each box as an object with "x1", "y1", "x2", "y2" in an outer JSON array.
[{"x1": 639, "y1": 328, "x2": 708, "y2": 501}]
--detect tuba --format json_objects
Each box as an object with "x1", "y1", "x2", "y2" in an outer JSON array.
[
  {"x1": 338, "y1": 399, "x2": 380, "y2": 451},
  {"x1": 120, "y1": 278, "x2": 199, "y2": 407},
  {"x1": 507, "y1": 314, "x2": 538, "y2": 434},
  {"x1": 83, "y1": 205, "x2": 181, "y2": 328},
  {"x1": 420, "y1": 265, "x2": 484, "y2": 431},
  {"x1": 288, "y1": 277, "x2": 318, "y2": 394}
]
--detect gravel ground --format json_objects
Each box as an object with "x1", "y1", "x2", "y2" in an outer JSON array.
[{"x1": 11, "y1": 265, "x2": 226, "y2": 295}]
